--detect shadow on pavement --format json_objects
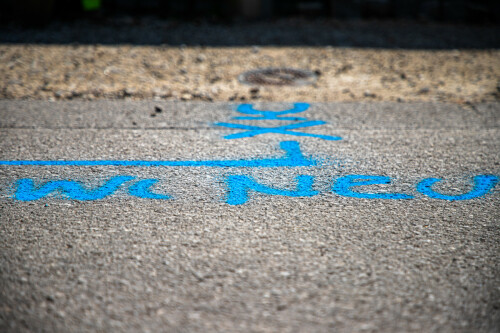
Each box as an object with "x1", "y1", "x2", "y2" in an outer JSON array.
[{"x1": 0, "y1": 16, "x2": 499, "y2": 49}]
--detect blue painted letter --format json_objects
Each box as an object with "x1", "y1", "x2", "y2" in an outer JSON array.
[
  {"x1": 332, "y1": 175, "x2": 413, "y2": 199},
  {"x1": 416, "y1": 175, "x2": 498, "y2": 200},
  {"x1": 225, "y1": 175, "x2": 318, "y2": 205},
  {"x1": 128, "y1": 179, "x2": 170, "y2": 199},
  {"x1": 15, "y1": 176, "x2": 134, "y2": 201}
]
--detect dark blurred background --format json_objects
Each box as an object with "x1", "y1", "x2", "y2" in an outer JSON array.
[{"x1": 2, "y1": 0, "x2": 500, "y2": 25}]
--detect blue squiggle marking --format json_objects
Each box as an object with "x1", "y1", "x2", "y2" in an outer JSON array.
[
  {"x1": 232, "y1": 103, "x2": 310, "y2": 121},
  {"x1": 128, "y1": 179, "x2": 170, "y2": 199},
  {"x1": 14, "y1": 176, "x2": 134, "y2": 201},
  {"x1": 416, "y1": 175, "x2": 498, "y2": 200},
  {"x1": 332, "y1": 175, "x2": 413, "y2": 199},
  {"x1": 0, "y1": 141, "x2": 317, "y2": 168},
  {"x1": 225, "y1": 175, "x2": 318, "y2": 205}
]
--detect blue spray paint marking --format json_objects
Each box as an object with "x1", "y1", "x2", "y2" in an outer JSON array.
[
  {"x1": 332, "y1": 175, "x2": 414, "y2": 199},
  {"x1": 0, "y1": 141, "x2": 316, "y2": 168},
  {"x1": 232, "y1": 103, "x2": 310, "y2": 120},
  {"x1": 214, "y1": 121, "x2": 341, "y2": 140},
  {"x1": 225, "y1": 175, "x2": 318, "y2": 205},
  {"x1": 8, "y1": 174, "x2": 498, "y2": 203},
  {"x1": 128, "y1": 179, "x2": 170, "y2": 199},
  {"x1": 14, "y1": 176, "x2": 134, "y2": 201},
  {"x1": 215, "y1": 103, "x2": 341, "y2": 141},
  {"x1": 416, "y1": 175, "x2": 498, "y2": 201}
]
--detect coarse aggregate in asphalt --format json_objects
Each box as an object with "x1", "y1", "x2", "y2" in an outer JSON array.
[{"x1": 0, "y1": 101, "x2": 499, "y2": 332}]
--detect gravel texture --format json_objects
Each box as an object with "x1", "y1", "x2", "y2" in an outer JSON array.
[{"x1": 1, "y1": 18, "x2": 499, "y2": 104}]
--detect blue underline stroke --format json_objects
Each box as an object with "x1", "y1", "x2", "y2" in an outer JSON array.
[{"x1": 0, "y1": 141, "x2": 317, "y2": 168}]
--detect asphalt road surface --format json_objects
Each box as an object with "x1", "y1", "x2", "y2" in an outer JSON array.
[{"x1": 1, "y1": 101, "x2": 499, "y2": 332}]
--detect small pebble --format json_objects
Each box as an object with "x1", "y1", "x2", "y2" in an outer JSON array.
[
  {"x1": 195, "y1": 54, "x2": 206, "y2": 63},
  {"x1": 123, "y1": 88, "x2": 134, "y2": 97},
  {"x1": 418, "y1": 87, "x2": 430, "y2": 94},
  {"x1": 181, "y1": 93, "x2": 192, "y2": 101},
  {"x1": 277, "y1": 304, "x2": 287, "y2": 311},
  {"x1": 280, "y1": 271, "x2": 291, "y2": 277}
]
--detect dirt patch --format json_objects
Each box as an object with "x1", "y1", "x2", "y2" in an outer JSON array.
[
  {"x1": 1, "y1": 18, "x2": 499, "y2": 104},
  {"x1": 1, "y1": 44, "x2": 498, "y2": 104}
]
